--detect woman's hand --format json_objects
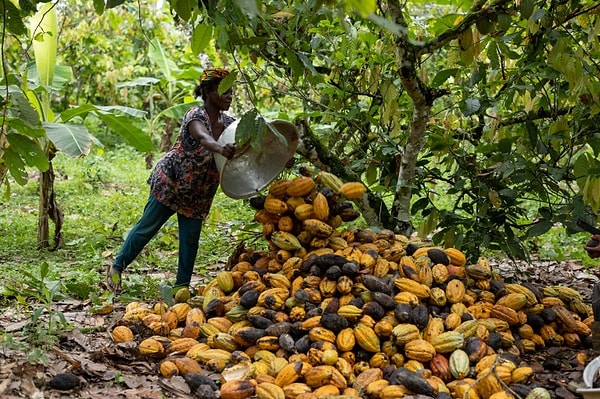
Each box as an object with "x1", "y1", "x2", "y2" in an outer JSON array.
[
  {"x1": 585, "y1": 234, "x2": 600, "y2": 258},
  {"x1": 220, "y1": 143, "x2": 236, "y2": 159}
]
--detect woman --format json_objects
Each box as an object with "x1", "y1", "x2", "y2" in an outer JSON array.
[{"x1": 106, "y1": 68, "x2": 236, "y2": 293}]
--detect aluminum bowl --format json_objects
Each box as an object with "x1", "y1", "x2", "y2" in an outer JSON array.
[{"x1": 214, "y1": 119, "x2": 299, "y2": 199}]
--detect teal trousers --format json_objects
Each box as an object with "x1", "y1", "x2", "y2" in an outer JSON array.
[{"x1": 112, "y1": 194, "x2": 203, "y2": 287}]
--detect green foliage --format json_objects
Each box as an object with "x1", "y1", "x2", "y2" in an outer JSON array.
[{"x1": 141, "y1": 0, "x2": 600, "y2": 260}]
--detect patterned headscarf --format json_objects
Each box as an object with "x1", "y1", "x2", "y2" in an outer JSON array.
[{"x1": 201, "y1": 68, "x2": 230, "y2": 83}]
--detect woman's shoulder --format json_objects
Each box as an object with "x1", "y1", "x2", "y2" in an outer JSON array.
[{"x1": 185, "y1": 104, "x2": 208, "y2": 118}]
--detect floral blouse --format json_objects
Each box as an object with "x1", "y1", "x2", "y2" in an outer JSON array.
[{"x1": 148, "y1": 106, "x2": 235, "y2": 219}]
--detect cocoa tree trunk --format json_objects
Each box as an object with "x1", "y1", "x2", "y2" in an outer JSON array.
[{"x1": 388, "y1": 3, "x2": 433, "y2": 236}]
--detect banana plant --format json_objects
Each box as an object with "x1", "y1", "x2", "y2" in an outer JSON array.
[{"x1": 1, "y1": 2, "x2": 152, "y2": 249}]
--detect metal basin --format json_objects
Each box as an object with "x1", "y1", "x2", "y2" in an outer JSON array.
[{"x1": 214, "y1": 119, "x2": 299, "y2": 199}]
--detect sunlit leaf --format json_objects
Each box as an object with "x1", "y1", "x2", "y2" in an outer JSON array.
[
  {"x1": 347, "y1": 0, "x2": 376, "y2": 17},
  {"x1": 171, "y1": 0, "x2": 192, "y2": 21},
  {"x1": 285, "y1": 50, "x2": 303, "y2": 83},
  {"x1": 94, "y1": 114, "x2": 153, "y2": 152},
  {"x1": 191, "y1": 23, "x2": 213, "y2": 55},
  {"x1": 218, "y1": 71, "x2": 237, "y2": 95},
  {"x1": 160, "y1": 101, "x2": 202, "y2": 120},
  {"x1": 520, "y1": 0, "x2": 534, "y2": 19},
  {"x1": 148, "y1": 37, "x2": 178, "y2": 81},
  {"x1": 94, "y1": 105, "x2": 147, "y2": 118},
  {"x1": 93, "y1": 0, "x2": 104, "y2": 14},
  {"x1": 44, "y1": 122, "x2": 95, "y2": 158},
  {"x1": 236, "y1": 109, "x2": 259, "y2": 148},
  {"x1": 2, "y1": 1, "x2": 27, "y2": 35},
  {"x1": 366, "y1": 162, "x2": 378, "y2": 185},
  {"x1": 30, "y1": 2, "x2": 57, "y2": 87},
  {"x1": 488, "y1": 189, "x2": 501, "y2": 208}
]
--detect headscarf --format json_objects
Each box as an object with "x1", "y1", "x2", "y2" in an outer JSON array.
[{"x1": 200, "y1": 68, "x2": 230, "y2": 83}]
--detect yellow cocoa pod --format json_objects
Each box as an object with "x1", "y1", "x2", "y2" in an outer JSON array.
[
  {"x1": 511, "y1": 366, "x2": 534, "y2": 383},
  {"x1": 269, "y1": 179, "x2": 292, "y2": 198},
  {"x1": 159, "y1": 360, "x2": 179, "y2": 378},
  {"x1": 354, "y1": 323, "x2": 380, "y2": 353},
  {"x1": 111, "y1": 325, "x2": 134, "y2": 343},
  {"x1": 336, "y1": 328, "x2": 356, "y2": 352},
  {"x1": 303, "y1": 219, "x2": 334, "y2": 238},
  {"x1": 167, "y1": 337, "x2": 200, "y2": 354},
  {"x1": 138, "y1": 338, "x2": 164, "y2": 355},
  {"x1": 173, "y1": 356, "x2": 204, "y2": 375},
  {"x1": 380, "y1": 384, "x2": 412, "y2": 399},
  {"x1": 271, "y1": 231, "x2": 303, "y2": 251},
  {"x1": 309, "y1": 327, "x2": 336, "y2": 344},
  {"x1": 339, "y1": 181, "x2": 367, "y2": 199},
  {"x1": 286, "y1": 176, "x2": 316, "y2": 197},
  {"x1": 490, "y1": 304, "x2": 520, "y2": 326},
  {"x1": 496, "y1": 293, "x2": 528, "y2": 310},
  {"x1": 318, "y1": 171, "x2": 344, "y2": 193},
  {"x1": 264, "y1": 198, "x2": 288, "y2": 215},
  {"x1": 392, "y1": 323, "x2": 420, "y2": 346},
  {"x1": 283, "y1": 383, "x2": 312, "y2": 398},
  {"x1": 294, "y1": 203, "x2": 315, "y2": 221},
  {"x1": 188, "y1": 348, "x2": 232, "y2": 364},
  {"x1": 256, "y1": 382, "x2": 285, "y2": 399},
  {"x1": 444, "y1": 247, "x2": 467, "y2": 266},
  {"x1": 505, "y1": 283, "x2": 539, "y2": 306},
  {"x1": 404, "y1": 339, "x2": 436, "y2": 362},
  {"x1": 312, "y1": 192, "x2": 330, "y2": 221},
  {"x1": 216, "y1": 271, "x2": 235, "y2": 293},
  {"x1": 423, "y1": 317, "x2": 445, "y2": 343},
  {"x1": 445, "y1": 279, "x2": 466, "y2": 304},
  {"x1": 394, "y1": 277, "x2": 430, "y2": 299},
  {"x1": 220, "y1": 379, "x2": 256, "y2": 399},
  {"x1": 304, "y1": 364, "x2": 347, "y2": 389},
  {"x1": 430, "y1": 331, "x2": 465, "y2": 354},
  {"x1": 274, "y1": 361, "x2": 304, "y2": 387}
]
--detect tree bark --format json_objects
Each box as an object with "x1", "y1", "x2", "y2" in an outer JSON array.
[
  {"x1": 37, "y1": 160, "x2": 64, "y2": 250},
  {"x1": 388, "y1": 2, "x2": 433, "y2": 235},
  {"x1": 159, "y1": 117, "x2": 178, "y2": 152}
]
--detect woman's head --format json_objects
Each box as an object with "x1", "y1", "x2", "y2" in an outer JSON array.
[{"x1": 195, "y1": 68, "x2": 230, "y2": 100}]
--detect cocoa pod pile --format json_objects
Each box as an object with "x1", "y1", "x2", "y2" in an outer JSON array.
[{"x1": 110, "y1": 172, "x2": 590, "y2": 399}]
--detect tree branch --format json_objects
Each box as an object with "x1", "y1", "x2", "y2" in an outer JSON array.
[{"x1": 417, "y1": 0, "x2": 512, "y2": 58}]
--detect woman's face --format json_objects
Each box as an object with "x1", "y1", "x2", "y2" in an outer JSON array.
[{"x1": 207, "y1": 85, "x2": 233, "y2": 111}]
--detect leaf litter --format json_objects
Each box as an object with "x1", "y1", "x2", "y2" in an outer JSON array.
[{"x1": 0, "y1": 256, "x2": 598, "y2": 398}]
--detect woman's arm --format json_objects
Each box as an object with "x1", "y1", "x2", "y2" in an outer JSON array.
[{"x1": 188, "y1": 119, "x2": 236, "y2": 159}]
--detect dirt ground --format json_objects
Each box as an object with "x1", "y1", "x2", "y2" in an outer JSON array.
[{"x1": 0, "y1": 257, "x2": 598, "y2": 398}]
